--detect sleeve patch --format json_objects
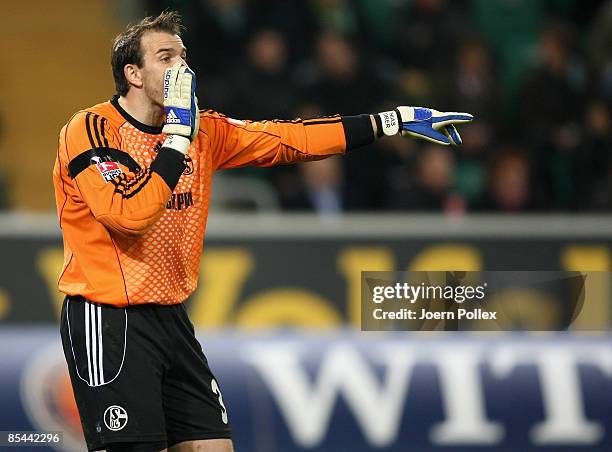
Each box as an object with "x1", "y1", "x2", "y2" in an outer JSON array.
[{"x1": 94, "y1": 158, "x2": 123, "y2": 182}]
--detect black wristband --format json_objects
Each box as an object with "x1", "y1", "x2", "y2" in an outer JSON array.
[
  {"x1": 373, "y1": 113, "x2": 384, "y2": 138},
  {"x1": 341, "y1": 115, "x2": 376, "y2": 151},
  {"x1": 150, "y1": 148, "x2": 186, "y2": 190}
]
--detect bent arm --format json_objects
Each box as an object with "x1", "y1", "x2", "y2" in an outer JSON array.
[{"x1": 62, "y1": 112, "x2": 185, "y2": 237}]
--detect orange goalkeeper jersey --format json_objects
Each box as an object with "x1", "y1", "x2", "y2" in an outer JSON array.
[{"x1": 53, "y1": 96, "x2": 350, "y2": 307}]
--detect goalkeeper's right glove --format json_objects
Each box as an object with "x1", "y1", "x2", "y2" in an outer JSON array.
[
  {"x1": 162, "y1": 63, "x2": 199, "y2": 154},
  {"x1": 375, "y1": 106, "x2": 473, "y2": 146}
]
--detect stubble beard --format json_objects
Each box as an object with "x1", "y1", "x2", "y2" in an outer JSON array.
[
  {"x1": 144, "y1": 83, "x2": 164, "y2": 110},
  {"x1": 145, "y1": 81, "x2": 167, "y2": 127}
]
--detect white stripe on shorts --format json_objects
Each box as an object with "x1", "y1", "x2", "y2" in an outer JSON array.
[
  {"x1": 85, "y1": 301, "x2": 93, "y2": 386},
  {"x1": 97, "y1": 304, "x2": 104, "y2": 385},
  {"x1": 90, "y1": 302, "x2": 98, "y2": 386}
]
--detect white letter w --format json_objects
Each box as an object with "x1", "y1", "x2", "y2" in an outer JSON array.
[{"x1": 243, "y1": 343, "x2": 413, "y2": 447}]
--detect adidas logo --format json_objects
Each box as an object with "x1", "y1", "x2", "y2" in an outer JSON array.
[{"x1": 166, "y1": 109, "x2": 180, "y2": 123}]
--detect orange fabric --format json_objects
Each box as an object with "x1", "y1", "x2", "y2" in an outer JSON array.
[{"x1": 53, "y1": 101, "x2": 346, "y2": 307}]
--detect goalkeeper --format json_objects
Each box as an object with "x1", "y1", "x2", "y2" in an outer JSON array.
[{"x1": 52, "y1": 10, "x2": 472, "y2": 452}]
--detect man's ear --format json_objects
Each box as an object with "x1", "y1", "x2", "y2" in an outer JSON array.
[{"x1": 124, "y1": 64, "x2": 144, "y2": 89}]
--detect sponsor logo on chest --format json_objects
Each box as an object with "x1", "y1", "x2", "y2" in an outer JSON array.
[{"x1": 166, "y1": 191, "x2": 194, "y2": 211}]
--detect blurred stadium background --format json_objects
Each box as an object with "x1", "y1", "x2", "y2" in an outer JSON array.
[{"x1": 1, "y1": 0, "x2": 612, "y2": 451}]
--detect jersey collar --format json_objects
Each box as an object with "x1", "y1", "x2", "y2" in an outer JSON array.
[{"x1": 111, "y1": 95, "x2": 163, "y2": 135}]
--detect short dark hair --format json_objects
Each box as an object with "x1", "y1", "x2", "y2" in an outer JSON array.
[{"x1": 111, "y1": 11, "x2": 184, "y2": 96}]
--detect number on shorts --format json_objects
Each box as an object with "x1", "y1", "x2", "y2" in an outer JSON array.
[{"x1": 211, "y1": 378, "x2": 228, "y2": 424}]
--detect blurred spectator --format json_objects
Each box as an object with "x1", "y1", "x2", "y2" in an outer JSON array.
[
  {"x1": 302, "y1": 32, "x2": 386, "y2": 114},
  {"x1": 446, "y1": 36, "x2": 500, "y2": 120},
  {"x1": 300, "y1": 157, "x2": 344, "y2": 215},
  {"x1": 395, "y1": 0, "x2": 468, "y2": 71},
  {"x1": 520, "y1": 22, "x2": 585, "y2": 209},
  {"x1": 437, "y1": 35, "x2": 497, "y2": 211},
  {"x1": 576, "y1": 101, "x2": 612, "y2": 210},
  {"x1": 245, "y1": 1, "x2": 316, "y2": 61},
  {"x1": 520, "y1": 21, "x2": 584, "y2": 146},
  {"x1": 589, "y1": 1, "x2": 612, "y2": 101},
  {"x1": 481, "y1": 147, "x2": 534, "y2": 212},
  {"x1": 388, "y1": 145, "x2": 459, "y2": 212},
  {"x1": 223, "y1": 28, "x2": 297, "y2": 119}
]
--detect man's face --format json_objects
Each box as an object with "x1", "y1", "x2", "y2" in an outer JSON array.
[{"x1": 138, "y1": 31, "x2": 187, "y2": 106}]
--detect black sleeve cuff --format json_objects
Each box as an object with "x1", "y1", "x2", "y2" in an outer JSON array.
[
  {"x1": 374, "y1": 113, "x2": 384, "y2": 137},
  {"x1": 341, "y1": 115, "x2": 376, "y2": 151},
  {"x1": 150, "y1": 148, "x2": 186, "y2": 191}
]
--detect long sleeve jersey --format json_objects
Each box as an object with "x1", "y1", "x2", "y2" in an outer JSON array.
[{"x1": 53, "y1": 96, "x2": 373, "y2": 307}]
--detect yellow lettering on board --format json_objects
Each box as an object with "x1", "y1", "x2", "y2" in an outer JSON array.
[
  {"x1": 409, "y1": 244, "x2": 482, "y2": 271},
  {"x1": 562, "y1": 246, "x2": 610, "y2": 330},
  {"x1": 0, "y1": 288, "x2": 10, "y2": 319},
  {"x1": 36, "y1": 247, "x2": 65, "y2": 318},
  {"x1": 338, "y1": 248, "x2": 394, "y2": 327},
  {"x1": 189, "y1": 248, "x2": 253, "y2": 328}
]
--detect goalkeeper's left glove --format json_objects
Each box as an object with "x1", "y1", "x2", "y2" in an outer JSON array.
[{"x1": 375, "y1": 106, "x2": 473, "y2": 145}]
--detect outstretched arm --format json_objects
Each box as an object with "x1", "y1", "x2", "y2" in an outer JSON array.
[
  {"x1": 206, "y1": 107, "x2": 473, "y2": 171},
  {"x1": 207, "y1": 113, "x2": 377, "y2": 170}
]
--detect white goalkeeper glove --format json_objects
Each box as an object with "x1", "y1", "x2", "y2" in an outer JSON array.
[
  {"x1": 375, "y1": 107, "x2": 473, "y2": 145},
  {"x1": 162, "y1": 63, "x2": 199, "y2": 154}
]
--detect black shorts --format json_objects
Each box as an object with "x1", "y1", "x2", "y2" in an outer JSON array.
[{"x1": 59, "y1": 295, "x2": 231, "y2": 451}]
